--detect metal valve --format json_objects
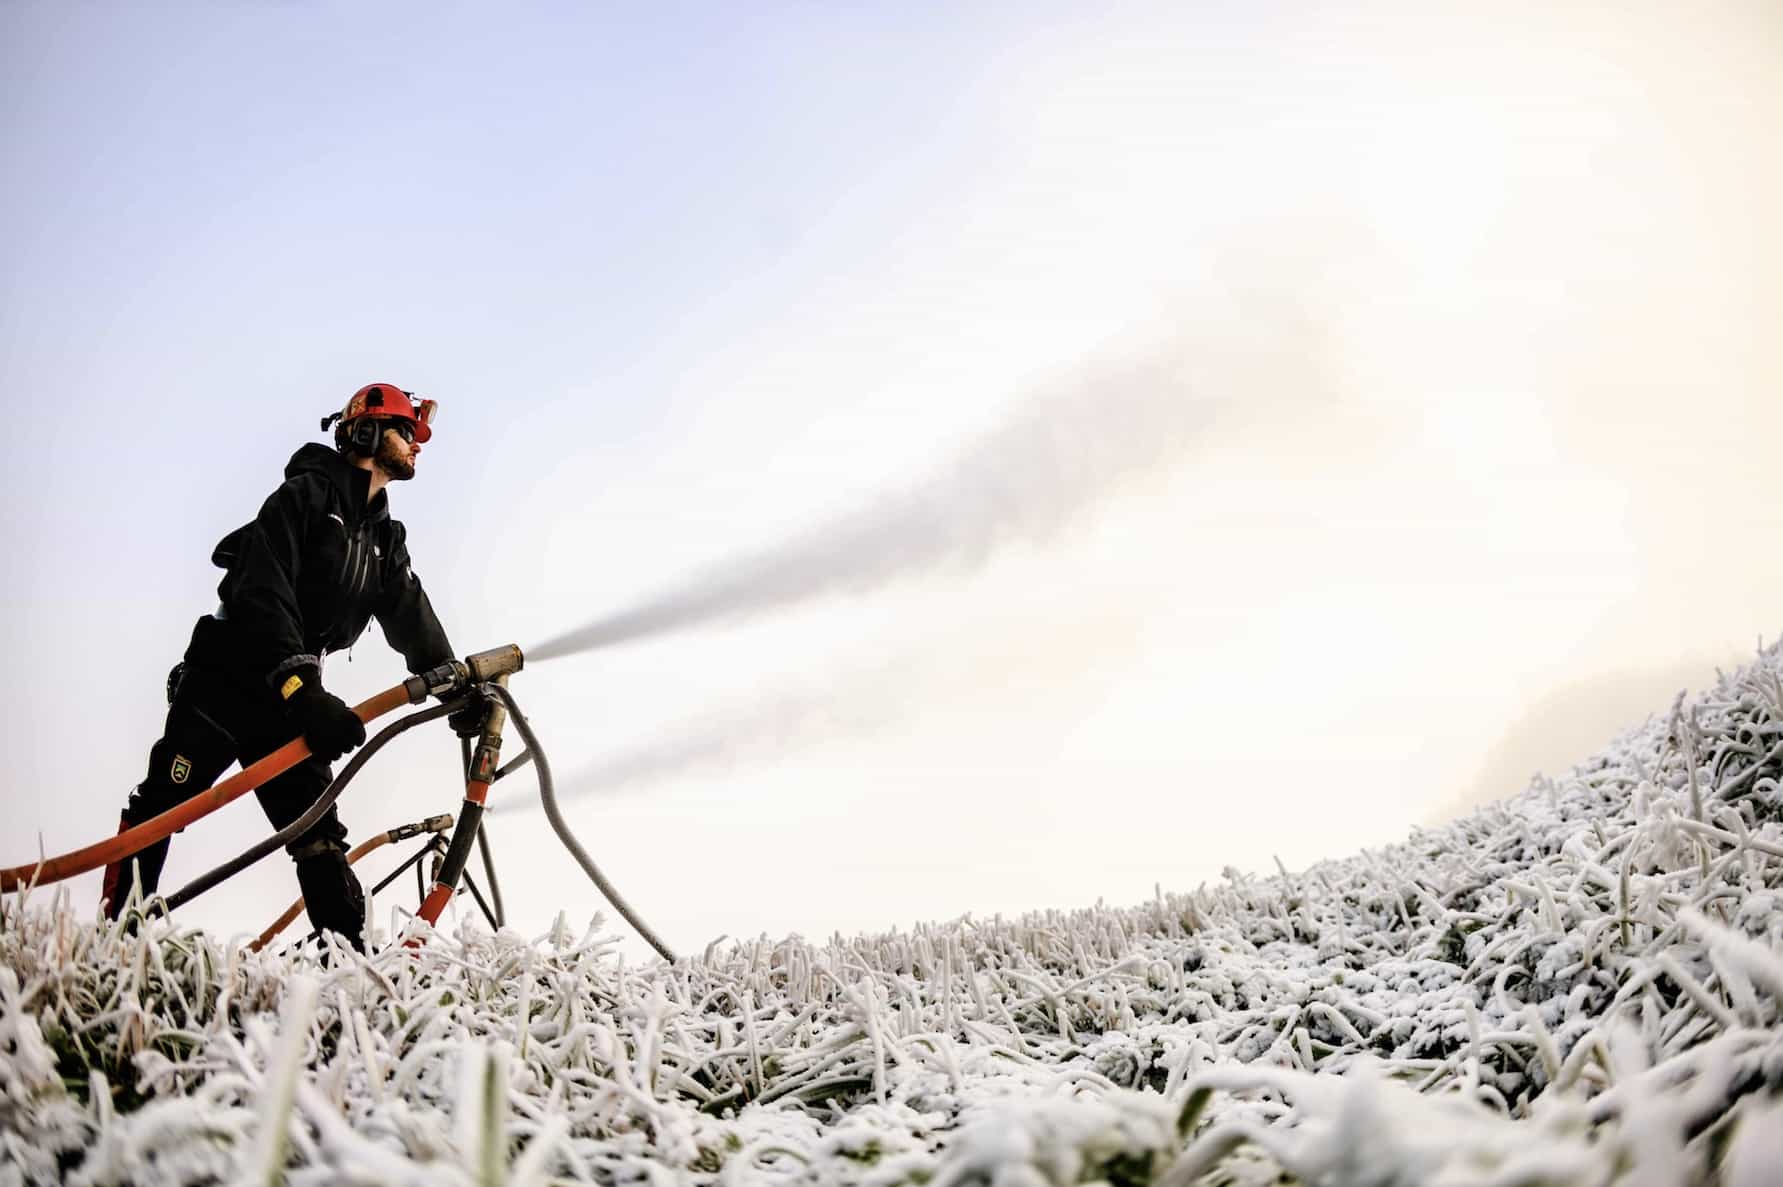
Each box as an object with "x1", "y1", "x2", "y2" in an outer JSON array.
[{"x1": 401, "y1": 644, "x2": 524, "y2": 705}]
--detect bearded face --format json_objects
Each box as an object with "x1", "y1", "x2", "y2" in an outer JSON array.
[{"x1": 374, "y1": 427, "x2": 418, "y2": 481}]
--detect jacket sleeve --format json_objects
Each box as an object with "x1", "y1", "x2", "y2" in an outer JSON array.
[
  {"x1": 226, "y1": 477, "x2": 318, "y2": 686},
  {"x1": 377, "y1": 524, "x2": 455, "y2": 674}
]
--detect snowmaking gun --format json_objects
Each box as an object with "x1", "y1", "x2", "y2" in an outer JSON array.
[{"x1": 0, "y1": 644, "x2": 676, "y2": 961}]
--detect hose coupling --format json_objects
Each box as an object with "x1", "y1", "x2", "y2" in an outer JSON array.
[
  {"x1": 387, "y1": 813, "x2": 455, "y2": 842},
  {"x1": 404, "y1": 646, "x2": 522, "y2": 704},
  {"x1": 405, "y1": 659, "x2": 470, "y2": 704}
]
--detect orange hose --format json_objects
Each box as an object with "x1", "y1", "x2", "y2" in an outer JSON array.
[{"x1": 0, "y1": 683, "x2": 413, "y2": 894}]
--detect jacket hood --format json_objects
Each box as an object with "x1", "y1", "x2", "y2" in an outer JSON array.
[{"x1": 285, "y1": 443, "x2": 389, "y2": 524}]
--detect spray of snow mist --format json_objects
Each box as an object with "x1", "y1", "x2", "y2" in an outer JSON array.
[{"x1": 528, "y1": 347, "x2": 1225, "y2": 663}]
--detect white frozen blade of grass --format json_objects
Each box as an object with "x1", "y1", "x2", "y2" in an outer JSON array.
[{"x1": 6, "y1": 644, "x2": 1783, "y2": 1184}]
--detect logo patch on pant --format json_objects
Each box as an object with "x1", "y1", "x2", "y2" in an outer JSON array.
[{"x1": 170, "y1": 755, "x2": 192, "y2": 784}]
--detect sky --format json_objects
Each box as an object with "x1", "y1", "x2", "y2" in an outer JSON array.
[{"x1": 3, "y1": 1, "x2": 1780, "y2": 959}]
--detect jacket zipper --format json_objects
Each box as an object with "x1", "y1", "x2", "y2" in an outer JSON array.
[
  {"x1": 350, "y1": 525, "x2": 373, "y2": 607},
  {"x1": 326, "y1": 517, "x2": 370, "y2": 653}
]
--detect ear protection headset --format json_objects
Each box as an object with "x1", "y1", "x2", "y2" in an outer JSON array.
[
  {"x1": 347, "y1": 415, "x2": 383, "y2": 457},
  {"x1": 321, "y1": 386, "x2": 389, "y2": 457},
  {"x1": 348, "y1": 386, "x2": 388, "y2": 456}
]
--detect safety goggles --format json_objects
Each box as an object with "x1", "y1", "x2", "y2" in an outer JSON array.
[{"x1": 393, "y1": 395, "x2": 438, "y2": 444}]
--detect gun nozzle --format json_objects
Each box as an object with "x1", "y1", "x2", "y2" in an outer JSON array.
[{"x1": 466, "y1": 644, "x2": 524, "y2": 684}]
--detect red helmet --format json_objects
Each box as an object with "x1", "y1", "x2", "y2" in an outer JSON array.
[{"x1": 323, "y1": 383, "x2": 437, "y2": 447}]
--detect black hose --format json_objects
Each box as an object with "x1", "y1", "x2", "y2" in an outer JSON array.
[
  {"x1": 475, "y1": 827, "x2": 506, "y2": 926},
  {"x1": 459, "y1": 869, "x2": 499, "y2": 929},
  {"x1": 488, "y1": 683, "x2": 677, "y2": 962},
  {"x1": 162, "y1": 702, "x2": 454, "y2": 912},
  {"x1": 370, "y1": 834, "x2": 446, "y2": 898},
  {"x1": 458, "y1": 731, "x2": 510, "y2": 926}
]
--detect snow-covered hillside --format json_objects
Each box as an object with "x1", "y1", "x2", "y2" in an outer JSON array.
[{"x1": 5, "y1": 648, "x2": 1783, "y2": 1186}]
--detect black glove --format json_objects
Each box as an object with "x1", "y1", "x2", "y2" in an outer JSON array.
[
  {"x1": 276, "y1": 663, "x2": 366, "y2": 763},
  {"x1": 447, "y1": 690, "x2": 491, "y2": 739}
]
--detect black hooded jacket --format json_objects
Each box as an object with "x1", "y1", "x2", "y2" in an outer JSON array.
[{"x1": 185, "y1": 443, "x2": 454, "y2": 689}]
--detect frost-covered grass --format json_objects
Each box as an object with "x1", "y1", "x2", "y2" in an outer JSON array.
[{"x1": 6, "y1": 649, "x2": 1783, "y2": 1185}]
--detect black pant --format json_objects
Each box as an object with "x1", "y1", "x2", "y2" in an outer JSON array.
[{"x1": 102, "y1": 657, "x2": 365, "y2": 949}]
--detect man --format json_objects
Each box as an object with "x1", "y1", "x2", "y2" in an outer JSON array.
[{"x1": 100, "y1": 383, "x2": 475, "y2": 950}]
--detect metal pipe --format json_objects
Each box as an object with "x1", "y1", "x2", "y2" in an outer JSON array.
[{"x1": 488, "y1": 682, "x2": 677, "y2": 962}]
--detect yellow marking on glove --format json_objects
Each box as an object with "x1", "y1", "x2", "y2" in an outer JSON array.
[{"x1": 281, "y1": 674, "x2": 305, "y2": 700}]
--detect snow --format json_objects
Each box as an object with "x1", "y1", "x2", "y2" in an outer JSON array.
[{"x1": 5, "y1": 645, "x2": 1783, "y2": 1185}]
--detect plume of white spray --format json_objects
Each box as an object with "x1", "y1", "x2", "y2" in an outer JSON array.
[
  {"x1": 527, "y1": 331, "x2": 1307, "y2": 664},
  {"x1": 490, "y1": 667, "x2": 883, "y2": 811},
  {"x1": 511, "y1": 307, "x2": 1338, "y2": 803},
  {"x1": 499, "y1": 602, "x2": 1145, "y2": 810}
]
